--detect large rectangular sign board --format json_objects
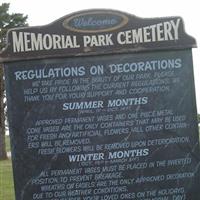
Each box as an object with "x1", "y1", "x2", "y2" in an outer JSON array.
[{"x1": 1, "y1": 9, "x2": 200, "y2": 200}]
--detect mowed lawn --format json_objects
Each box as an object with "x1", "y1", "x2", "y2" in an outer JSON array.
[
  {"x1": 0, "y1": 136, "x2": 15, "y2": 200},
  {"x1": 0, "y1": 159, "x2": 15, "y2": 200}
]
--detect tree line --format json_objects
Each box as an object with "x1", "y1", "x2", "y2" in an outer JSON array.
[{"x1": 0, "y1": 3, "x2": 28, "y2": 159}]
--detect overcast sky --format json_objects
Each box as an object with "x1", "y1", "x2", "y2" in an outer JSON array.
[{"x1": 1, "y1": 0, "x2": 200, "y2": 112}]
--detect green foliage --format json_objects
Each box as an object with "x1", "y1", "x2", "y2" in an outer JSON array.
[
  {"x1": 0, "y1": 3, "x2": 28, "y2": 50},
  {"x1": 198, "y1": 114, "x2": 200, "y2": 124},
  {"x1": 0, "y1": 3, "x2": 28, "y2": 160}
]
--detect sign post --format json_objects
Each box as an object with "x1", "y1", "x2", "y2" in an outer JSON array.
[{"x1": 1, "y1": 9, "x2": 200, "y2": 200}]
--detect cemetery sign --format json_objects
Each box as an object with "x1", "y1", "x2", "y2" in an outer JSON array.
[{"x1": 0, "y1": 9, "x2": 200, "y2": 200}]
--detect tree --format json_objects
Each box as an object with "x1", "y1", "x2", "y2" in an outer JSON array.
[{"x1": 0, "y1": 3, "x2": 28, "y2": 160}]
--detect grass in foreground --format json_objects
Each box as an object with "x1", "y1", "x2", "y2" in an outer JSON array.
[{"x1": 0, "y1": 159, "x2": 15, "y2": 200}]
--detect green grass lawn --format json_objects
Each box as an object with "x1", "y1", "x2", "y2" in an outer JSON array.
[{"x1": 0, "y1": 159, "x2": 15, "y2": 200}]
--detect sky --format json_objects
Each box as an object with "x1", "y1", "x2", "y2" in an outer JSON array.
[{"x1": 1, "y1": 0, "x2": 200, "y2": 112}]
